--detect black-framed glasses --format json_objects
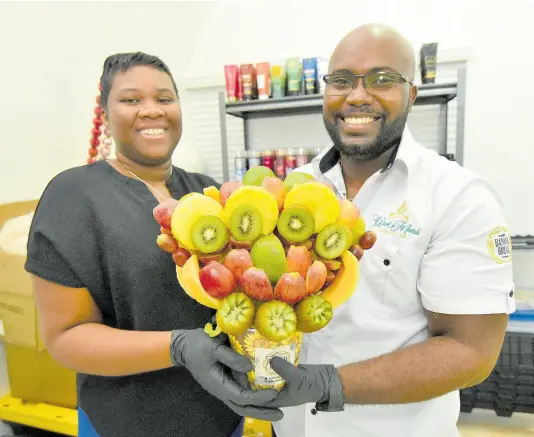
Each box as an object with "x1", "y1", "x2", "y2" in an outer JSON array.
[{"x1": 323, "y1": 71, "x2": 413, "y2": 96}]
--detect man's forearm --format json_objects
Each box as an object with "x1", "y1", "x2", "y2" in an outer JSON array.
[
  {"x1": 337, "y1": 336, "x2": 491, "y2": 405},
  {"x1": 50, "y1": 323, "x2": 173, "y2": 377}
]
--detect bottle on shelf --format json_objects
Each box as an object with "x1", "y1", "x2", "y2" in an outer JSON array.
[
  {"x1": 247, "y1": 150, "x2": 262, "y2": 169},
  {"x1": 274, "y1": 149, "x2": 287, "y2": 179},
  {"x1": 284, "y1": 148, "x2": 297, "y2": 175},
  {"x1": 295, "y1": 147, "x2": 311, "y2": 167},
  {"x1": 261, "y1": 149, "x2": 275, "y2": 171},
  {"x1": 234, "y1": 149, "x2": 247, "y2": 182}
]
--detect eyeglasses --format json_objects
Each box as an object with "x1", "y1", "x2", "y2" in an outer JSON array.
[{"x1": 323, "y1": 71, "x2": 413, "y2": 97}]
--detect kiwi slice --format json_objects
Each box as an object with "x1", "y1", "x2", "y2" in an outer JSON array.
[
  {"x1": 191, "y1": 215, "x2": 228, "y2": 254},
  {"x1": 314, "y1": 223, "x2": 350, "y2": 260},
  {"x1": 229, "y1": 204, "x2": 263, "y2": 242},
  {"x1": 216, "y1": 292, "x2": 255, "y2": 336},
  {"x1": 254, "y1": 300, "x2": 297, "y2": 342},
  {"x1": 277, "y1": 206, "x2": 315, "y2": 244}
]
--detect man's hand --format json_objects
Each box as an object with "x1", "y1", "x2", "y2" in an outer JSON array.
[
  {"x1": 265, "y1": 357, "x2": 344, "y2": 411},
  {"x1": 171, "y1": 329, "x2": 284, "y2": 421}
]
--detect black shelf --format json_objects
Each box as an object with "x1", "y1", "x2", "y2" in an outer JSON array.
[{"x1": 225, "y1": 83, "x2": 458, "y2": 119}]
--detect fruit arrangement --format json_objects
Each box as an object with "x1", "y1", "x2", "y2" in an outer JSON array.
[{"x1": 153, "y1": 166, "x2": 376, "y2": 389}]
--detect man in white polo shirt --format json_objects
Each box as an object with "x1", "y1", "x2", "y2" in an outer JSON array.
[{"x1": 266, "y1": 23, "x2": 516, "y2": 437}]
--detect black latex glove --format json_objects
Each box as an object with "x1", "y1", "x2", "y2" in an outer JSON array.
[
  {"x1": 264, "y1": 357, "x2": 345, "y2": 412},
  {"x1": 170, "y1": 328, "x2": 284, "y2": 421}
]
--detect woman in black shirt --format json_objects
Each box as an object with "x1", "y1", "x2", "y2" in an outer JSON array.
[{"x1": 25, "y1": 52, "x2": 282, "y2": 437}]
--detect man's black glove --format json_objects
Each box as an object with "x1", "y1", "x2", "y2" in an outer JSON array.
[
  {"x1": 264, "y1": 357, "x2": 345, "y2": 412},
  {"x1": 170, "y1": 329, "x2": 284, "y2": 421}
]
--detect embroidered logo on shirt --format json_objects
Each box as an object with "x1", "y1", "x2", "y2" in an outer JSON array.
[
  {"x1": 487, "y1": 226, "x2": 512, "y2": 263},
  {"x1": 372, "y1": 202, "x2": 422, "y2": 238}
]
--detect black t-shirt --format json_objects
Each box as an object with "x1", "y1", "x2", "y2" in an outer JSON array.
[{"x1": 25, "y1": 160, "x2": 242, "y2": 437}]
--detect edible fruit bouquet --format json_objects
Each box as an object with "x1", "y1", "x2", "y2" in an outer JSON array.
[{"x1": 153, "y1": 166, "x2": 376, "y2": 390}]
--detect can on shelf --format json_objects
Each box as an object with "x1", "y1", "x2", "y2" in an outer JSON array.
[
  {"x1": 261, "y1": 149, "x2": 275, "y2": 171},
  {"x1": 234, "y1": 149, "x2": 247, "y2": 182},
  {"x1": 285, "y1": 148, "x2": 297, "y2": 175},
  {"x1": 274, "y1": 149, "x2": 286, "y2": 179},
  {"x1": 247, "y1": 150, "x2": 262, "y2": 169}
]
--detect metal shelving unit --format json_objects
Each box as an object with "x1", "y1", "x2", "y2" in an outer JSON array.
[
  {"x1": 218, "y1": 63, "x2": 467, "y2": 183},
  {"x1": 512, "y1": 235, "x2": 534, "y2": 249},
  {"x1": 224, "y1": 83, "x2": 458, "y2": 119},
  {"x1": 217, "y1": 63, "x2": 531, "y2": 245}
]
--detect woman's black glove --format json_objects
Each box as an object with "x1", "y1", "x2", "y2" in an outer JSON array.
[{"x1": 170, "y1": 328, "x2": 284, "y2": 421}]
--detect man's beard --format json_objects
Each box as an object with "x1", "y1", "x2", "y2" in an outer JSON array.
[{"x1": 323, "y1": 111, "x2": 409, "y2": 162}]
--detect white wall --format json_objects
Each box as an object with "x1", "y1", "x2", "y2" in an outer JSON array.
[
  {"x1": 0, "y1": 1, "x2": 215, "y2": 205},
  {"x1": 185, "y1": 0, "x2": 534, "y2": 236},
  {"x1": 0, "y1": 0, "x2": 532, "y2": 233}
]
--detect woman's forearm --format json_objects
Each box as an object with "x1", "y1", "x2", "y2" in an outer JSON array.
[{"x1": 50, "y1": 322, "x2": 173, "y2": 376}]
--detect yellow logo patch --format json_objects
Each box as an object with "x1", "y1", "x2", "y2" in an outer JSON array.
[
  {"x1": 374, "y1": 202, "x2": 422, "y2": 238},
  {"x1": 487, "y1": 226, "x2": 512, "y2": 264}
]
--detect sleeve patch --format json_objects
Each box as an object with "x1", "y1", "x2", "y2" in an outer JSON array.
[{"x1": 487, "y1": 226, "x2": 512, "y2": 264}]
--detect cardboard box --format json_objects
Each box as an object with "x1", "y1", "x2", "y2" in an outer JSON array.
[
  {"x1": 5, "y1": 343, "x2": 77, "y2": 409},
  {"x1": 0, "y1": 199, "x2": 41, "y2": 349},
  {"x1": 0, "y1": 200, "x2": 77, "y2": 409}
]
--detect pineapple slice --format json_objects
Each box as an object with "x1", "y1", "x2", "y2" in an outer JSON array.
[
  {"x1": 223, "y1": 186, "x2": 279, "y2": 236},
  {"x1": 203, "y1": 186, "x2": 220, "y2": 203},
  {"x1": 283, "y1": 182, "x2": 340, "y2": 233},
  {"x1": 171, "y1": 194, "x2": 224, "y2": 250}
]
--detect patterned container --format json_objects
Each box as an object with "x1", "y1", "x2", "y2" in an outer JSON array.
[{"x1": 228, "y1": 328, "x2": 303, "y2": 390}]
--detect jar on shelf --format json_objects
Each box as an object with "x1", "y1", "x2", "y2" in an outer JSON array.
[
  {"x1": 285, "y1": 148, "x2": 297, "y2": 175},
  {"x1": 247, "y1": 150, "x2": 262, "y2": 169},
  {"x1": 234, "y1": 149, "x2": 247, "y2": 182},
  {"x1": 295, "y1": 147, "x2": 311, "y2": 167},
  {"x1": 261, "y1": 149, "x2": 275, "y2": 171},
  {"x1": 274, "y1": 149, "x2": 286, "y2": 179}
]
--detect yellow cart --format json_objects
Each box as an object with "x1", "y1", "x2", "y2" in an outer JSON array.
[
  {"x1": 0, "y1": 394, "x2": 77, "y2": 436},
  {"x1": 0, "y1": 394, "x2": 273, "y2": 437}
]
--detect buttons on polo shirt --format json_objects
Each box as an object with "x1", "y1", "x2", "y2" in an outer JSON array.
[
  {"x1": 509, "y1": 290, "x2": 514, "y2": 297},
  {"x1": 383, "y1": 259, "x2": 391, "y2": 267},
  {"x1": 311, "y1": 408, "x2": 317, "y2": 415}
]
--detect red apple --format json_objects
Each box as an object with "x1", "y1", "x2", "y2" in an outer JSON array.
[
  {"x1": 306, "y1": 261, "x2": 328, "y2": 295},
  {"x1": 286, "y1": 245, "x2": 313, "y2": 278},
  {"x1": 239, "y1": 267, "x2": 274, "y2": 301},
  {"x1": 153, "y1": 199, "x2": 179, "y2": 230},
  {"x1": 261, "y1": 176, "x2": 286, "y2": 210},
  {"x1": 274, "y1": 272, "x2": 307, "y2": 305},
  {"x1": 219, "y1": 181, "x2": 243, "y2": 207},
  {"x1": 199, "y1": 261, "x2": 237, "y2": 299},
  {"x1": 223, "y1": 249, "x2": 253, "y2": 281}
]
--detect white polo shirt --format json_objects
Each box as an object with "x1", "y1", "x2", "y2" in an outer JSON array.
[{"x1": 273, "y1": 128, "x2": 516, "y2": 437}]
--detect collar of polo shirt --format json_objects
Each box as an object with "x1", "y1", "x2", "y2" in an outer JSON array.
[{"x1": 315, "y1": 127, "x2": 419, "y2": 177}]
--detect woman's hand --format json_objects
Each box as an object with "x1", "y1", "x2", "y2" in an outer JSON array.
[{"x1": 170, "y1": 328, "x2": 284, "y2": 421}]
